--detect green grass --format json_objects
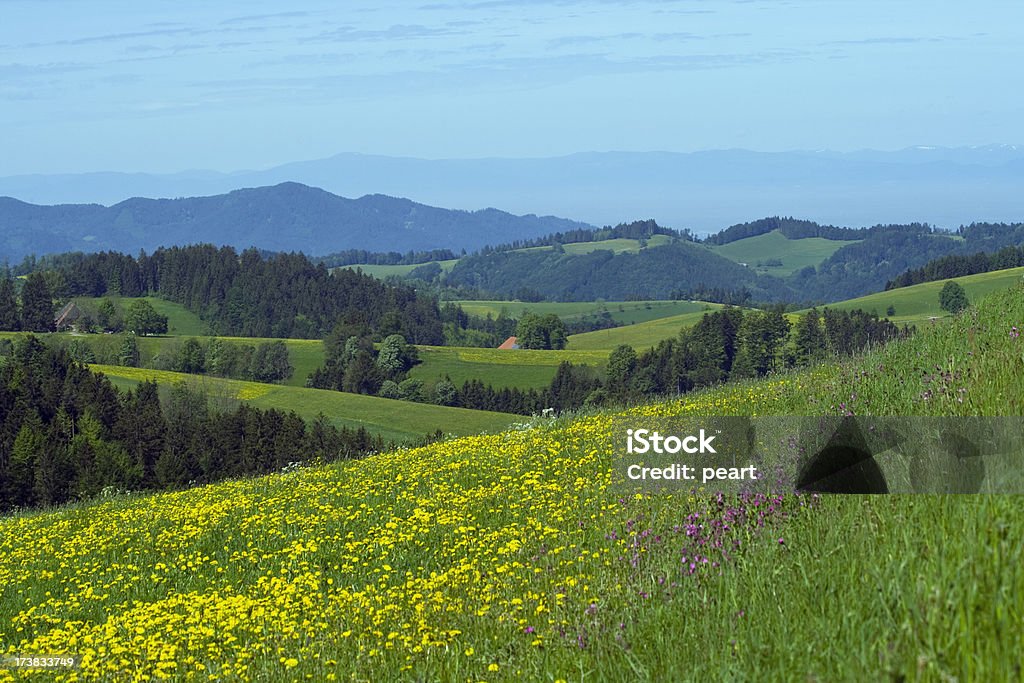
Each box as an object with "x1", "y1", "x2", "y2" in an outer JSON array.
[
  {"x1": 333, "y1": 259, "x2": 460, "y2": 279},
  {"x1": 334, "y1": 237, "x2": 674, "y2": 280},
  {"x1": 512, "y1": 234, "x2": 674, "y2": 256},
  {"x1": 805, "y1": 266, "x2": 1024, "y2": 324},
  {"x1": 2, "y1": 329, "x2": 611, "y2": 392},
  {"x1": 568, "y1": 307, "x2": 725, "y2": 350},
  {"x1": 89, "y1": 364, "x2": 518, "y2": 443},
  {"x1": 569, "y1": 267, "x2": 1024, "y2": 350},
  {"x1": 409, "y1": 345, "x2": 608, "y2": 389},
  {"x1": 72, "y1": 296, "x2": 209, "y2": 336},
  {"x1": 709, "y1": 230, "x2": 857, "y2": 276},
  {"x1": 455, "y1": 298, "x2": 715, "y2": 325}
]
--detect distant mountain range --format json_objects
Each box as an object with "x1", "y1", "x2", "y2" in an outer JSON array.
[
  {"x1": 2, "y1": 146, "x2": 1023, "y2": 234},
  {"x1": 0, "y1": 183, "x2": 592, "y2": 262}
]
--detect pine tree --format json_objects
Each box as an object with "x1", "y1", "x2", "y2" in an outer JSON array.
[
  {"x1": 794, "y1": 308, "x2": 826, "y2": 365},
  {"x1": 118, "y1": 334, "x2": 140, "y2": 367},
  {"x1": 8, "y1": 413, "x2": 46, "y2": 508},
  {"x1": 606, "y1": 344, "x2": 638, "y2": 401},
  {"x1": 0, "y1": 276, "x2": 19, "y2": 331},
  {"x1": 20, "y1": 272, "x2": 54, "y2": 332}
]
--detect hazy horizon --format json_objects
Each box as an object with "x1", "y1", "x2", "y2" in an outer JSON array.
[{"x1": 4, "y1": 1, "x2": 1022, "y2": 175}]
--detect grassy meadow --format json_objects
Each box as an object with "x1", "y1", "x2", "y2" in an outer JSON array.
[
  {"x1": 455, "y1": 298, "x2": 715, "y2": 326},
  {"x1": 89, "y1": 365, "x2": 517, "y2": 443},
  {"x1": 805, "y1": 266, "x2": 1024, "y2": 323},
  {"x1": 708, "y1": 230, "x2": 856, "y2": 275},
  {"x1": 409, "y1": 346, "x2": 608, "y2": 390},
  {"x1": 568, "y1": 307, "x2": 725, "y2": 350},
  {"x1": 73, "y1": 296, "x2": 209, "y2": 336},
  {"x1": 2, "y1": 282, "x2": 1021, "y2": 681},
  {"x1": 335, "y1": 236, "x2": 675, "y2": 280},
  {"x1": 334, "y1": 259, "x2": 461, "y2": 279}
]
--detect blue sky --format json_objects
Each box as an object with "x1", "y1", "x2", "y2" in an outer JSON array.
[{"x1": 2, "y1": 0, "x2": 1021, "y2": 174}]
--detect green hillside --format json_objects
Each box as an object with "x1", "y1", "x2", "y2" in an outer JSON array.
[
  {"x1": 568, "y1": 306, "x2": 726, "y2": 350},
  {"x1": 455, "y1": 298, "x2": 713, "y2": 325},
  {"x1": 337, "y1": 236, "x2": 674, "y2": 280},
  {"x1": 807, "y1": 266, "x2": 1024, "y2": 323},
  {"x1": 409, "y1": 345, "x2": 608, "y2": 390},
  {"x1": 512, "y1": 234, "x2": 674, "y2": 255},
  {"x1": 89, "y1": 364, "x2": 517, "y2": 443},
  {"x1": 73, "y1": 296, "x2": 208, "y2": 336},
  {"x1": 571, "y1": 267, "x2": 1024, "y2": 350},
  {"x1": 334, "y1": 259, "x2": 460, "y2": 279},
  {"x1": 3, "y1": 284, "x2": 1022, "y2": 681},
  {"x1": 709, "y1": 229, "x2": 856, "y2": 275}
]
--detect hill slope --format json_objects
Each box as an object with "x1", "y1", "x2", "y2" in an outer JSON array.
[
  {"x1": 2, "y1": 283, "x2": 1021, "y2": 681},
  {"x1": 0, "y1": 183, "x2": 592, "y2": 261},
  {"x1": 444, "y1": 239, "x2": 790, "y2": 301}
]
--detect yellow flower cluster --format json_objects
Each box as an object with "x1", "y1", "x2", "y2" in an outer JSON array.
[{"x1": 1, "y1": 376, "x2": 794, "y2": 682}]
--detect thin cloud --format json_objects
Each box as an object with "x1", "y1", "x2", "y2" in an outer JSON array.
[{"x1": 220, "y1": 11, "x2": 311, "y2": 26}]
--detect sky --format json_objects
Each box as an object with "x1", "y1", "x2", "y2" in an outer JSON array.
[{"x1": 1, "y1": 0, "x2": 1022, "y2": 175}]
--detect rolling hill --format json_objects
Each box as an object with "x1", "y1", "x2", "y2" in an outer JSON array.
[
  {"x1": 569, "y1": 266, "x2": 1024, "y2": 350},
  {"x1": 89, "y1": 365, "x2": 517, "y2": 443}
]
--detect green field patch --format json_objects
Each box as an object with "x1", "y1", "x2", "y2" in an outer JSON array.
[
  {"x1": 568, "y1": 307, "x2": 726, "y2": 350},
  {"x1": 511, "y1": 234, "x2": 674, "y2": 256},
  {"x1": 710, "y1": 230, "x2": 857, "y2": 276},
  {"x1": 89, "y1": 364, "x2": 517, "y2": 443},
  {"x1": 803, "y1": 266, "x2": 1024, "y2": 323},
  {"x1": 73, "y1": 296, "x2": 209, "y2": 336},
  {"x1": 410, "y1": 345, "x2": 608, "y2": 390},
  {"x1": 455, "y1": 298, "x2": 712, "y2": 325},
  {"x1": 334, "y1": 259, "x2": 460, "y2": 279}
]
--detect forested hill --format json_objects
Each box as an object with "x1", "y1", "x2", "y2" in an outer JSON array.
[
  {"x1": 444, "y1": 239, "x2": 791, "y2": 302},
  {"x1": 703, "y1": 216, "x2": 873, "y2": 245},
  {"x1": 41, "y1": 246, "x2": 446, "y2": 342},
  {"x1": 390, "y1": 220, "x2": 1024, "y2": 303},
  {"x1": 0, "y1": 182, "x2": 593, "y2": 262}
]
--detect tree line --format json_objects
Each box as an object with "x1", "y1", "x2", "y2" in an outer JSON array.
[
  {"x1": 18, "y1": 245, "x2": 446, "y2": 343},
  {"x1": 479, "y1": 219, "x2": 688, "y2": 254},
  {"x1": 0, "y1": 336, "x2": 390, "y2": 514},
  {"x1": 702, "y1": 216, "x2": 879, "y2": 246},
  {"x1": 886, "y1": 245, "x2": 1024, "y2": 290},
  {"x1": 314, "y1": 248, "x2": 460, "y2": 268},
  {"x1": 306, "y1": 305, "x2": 910, "y2": 415}
]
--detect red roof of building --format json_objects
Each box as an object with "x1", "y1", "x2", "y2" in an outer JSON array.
[{"x1": 497, "y1": 336, "x2": 519, "y2": 350}]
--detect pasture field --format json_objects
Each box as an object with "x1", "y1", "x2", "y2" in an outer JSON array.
[
  {"x1": 2, "y1": 330, "x2": 608, "y2": 391},
  {"x1": 335, "y1": 236, "x2": 674, "y2": 280},
  {"x1": 805, "y1": 266, "x2": 1024, "y2": 323},
  {"x1": 511, "y1": 234, "x2": 674, "y2": 256},
  {"x1": 333, "y1": 259, "x2": 460, "y2": 279},
  {"x1": 2, "y1": 284, "x2": 1021, "y2": 681},
  {"x1": 570, "y1": 267, "x2": 1024, "y2": 350},
  {"x1": 454, "y1": 298, "x2": 714, "y2": 325},
  {"x1": 568, "y1": 307, "x2": 726, "y2": 350},
  {"x1": 73, "y1": 296, "x2": 208, "y2": 336},
  {"x1": 409, "y1": 345, "x2": 608, "y2": 390},
  {"x1": 707, "y1": 230, "x2": 856, "y2": 275},
  {"x1": 89, "y1": 365, "x2": 517, "y2": 443}
]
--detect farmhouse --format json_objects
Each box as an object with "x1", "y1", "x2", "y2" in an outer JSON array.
[
  {"x1": 54, "y1": 302, "x2": 82, "y2": 332},
  {"x1": 497, "y1": 336, "x2": 520, "y2": 350}
]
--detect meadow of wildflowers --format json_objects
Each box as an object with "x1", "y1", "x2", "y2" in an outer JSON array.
[{"x1": 1, "y1": 283, "x2": 1022, "y2": 681}]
